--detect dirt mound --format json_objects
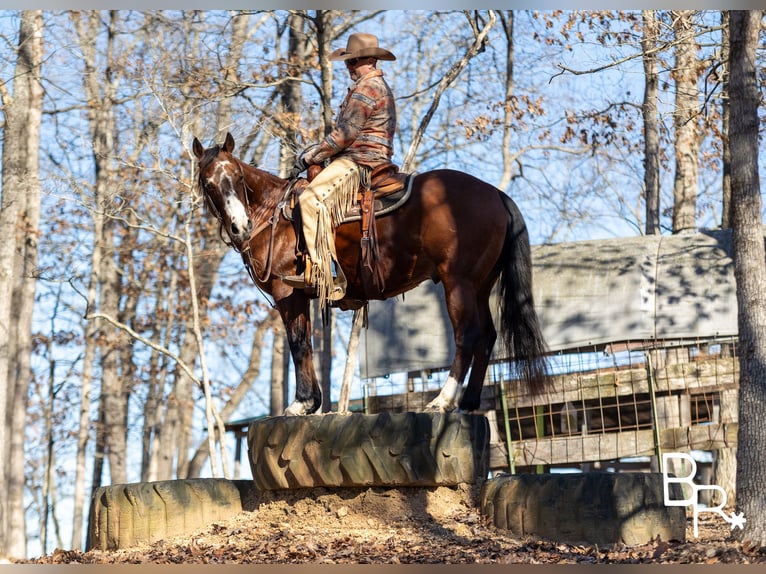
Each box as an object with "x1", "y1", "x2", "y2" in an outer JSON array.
[{"x1": 23, "y1": 485, "x2": 766, "y2": 564}]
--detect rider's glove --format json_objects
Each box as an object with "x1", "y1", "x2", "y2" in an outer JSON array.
[
  {"x1": 287, "y1": 144, "x2": 320, "y2": 179},
  {"x1": 288, "y1": 155, "x2": 308, "y2": 179}
]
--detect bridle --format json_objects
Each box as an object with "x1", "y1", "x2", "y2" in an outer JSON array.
[{"x1": 199, "y1": 152, "x2": 291, "y2": 287}]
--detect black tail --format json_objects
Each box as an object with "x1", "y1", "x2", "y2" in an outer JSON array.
[{"x1": 498, "y1": 193, "x2": 549, "y2": 395}]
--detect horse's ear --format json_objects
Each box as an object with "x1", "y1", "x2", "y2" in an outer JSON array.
[
  {"x1": 223, "y1": 132, "x2": 235, "y2": 153},
  {"x1": 192, "y1": 137, "x2": 204, "y2": 160}
]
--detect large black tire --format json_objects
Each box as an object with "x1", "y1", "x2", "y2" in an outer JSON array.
[
  {"x1": 87, "y1": 478, "x2": 251, "y2": 551},
  {"x1": 480, "y1": 472, "x2": 687, "y2": 546},
  {"x1": 247, "y1": 412, "x2": 490, "y2": 490}
]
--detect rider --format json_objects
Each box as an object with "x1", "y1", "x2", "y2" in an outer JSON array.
[{"x1": 282, "y1": 32, "x2": 397, "y2": 306}]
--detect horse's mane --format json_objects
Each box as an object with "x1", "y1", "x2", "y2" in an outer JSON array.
[{"x1": 196, "y1": 144, "x2": 222, "y2": 179}]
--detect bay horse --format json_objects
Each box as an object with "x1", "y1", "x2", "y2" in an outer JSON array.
[{"x1": 192, "y1": 132, "x2": 548, "y2": 416}]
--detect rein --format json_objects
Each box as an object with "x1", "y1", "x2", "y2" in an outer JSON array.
[{"x1": 232, "y1": 160, "x2": 292, "y2": 286}]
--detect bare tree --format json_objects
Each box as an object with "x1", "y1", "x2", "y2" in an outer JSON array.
[
  {"x1": 671, "y1": 10, "x2": 700, "y2": 234},
  {"x1": 270, "y1": 319, "x2": 289, "y2": 416},
  {"x1": 729, "y1": 8, "x2": 766, "y2": 547},
  {"x1": 497, "y1": 11, "x2": 516, "y2": 192},
  {"x1": 402, "y1": 10, "x2": 497, "y2": 171},
  {"x1": 0, "y1": 10, "x2": 44, "y2": 558},
  {"x1": 68, "y1": 8, "x2": 107, "y2": 542},
  {"x1": 710, "y1": 10, "x2": 737, "y2": 508},
  {"x1": 720, "y1": 10, "x2": 732, "y2": 229},
  {"x1": 278, "y1": 10, "x2": 311, "y2": 167},
  {"x1": 642, "y1": 10, "x2": 661, "y2": 235},
  {"x1": 177, "y1": 11, "x2": 252, "y2": 478},
  {"x1": 72, "y1": 10, "x2": 130, "y2": 488}
]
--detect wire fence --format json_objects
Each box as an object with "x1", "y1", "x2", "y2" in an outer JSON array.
[{"x1": 361, "y1": 336, "x2": 740, "y2": 475}]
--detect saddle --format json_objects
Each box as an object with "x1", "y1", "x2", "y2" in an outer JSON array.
[
  {"x1": 285, "y1": 162, "x2": 415, "y2": 296},
  {"x1": 288, "y1": 162, "x2": 413, "y2": 222}
]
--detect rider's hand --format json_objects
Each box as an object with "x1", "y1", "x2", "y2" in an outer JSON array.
[
  {"x1": 288, "y1": 155, "x2": 308, "y2": 179},
  {"x1": 287, "y1": 144, "x2": 320, "y2": 179}
]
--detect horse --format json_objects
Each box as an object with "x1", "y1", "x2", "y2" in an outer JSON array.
[{"x1": 192, "y1": 132, "x2": 548, "y2": 416}]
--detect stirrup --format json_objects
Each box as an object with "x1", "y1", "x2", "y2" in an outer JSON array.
[
  {"x1": 328, "y1": 285, "x2": 345, "y2": 301},
  {"x1": 281, "y1": 275, "x2": 313, "y2": 289},
  {"x1": 281, "y1": 259, "x2": 314, "y2": 289}
]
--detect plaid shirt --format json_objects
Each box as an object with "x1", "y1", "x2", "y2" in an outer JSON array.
[{"x1": 304, "y1": 69, "x2": 396, "y2": 168}]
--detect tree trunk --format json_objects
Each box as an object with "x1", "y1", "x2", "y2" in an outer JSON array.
[
  {"x1": 642, "y1": 10, "x2": 660, "y2": 235},
  {"x1": 100, "y1": 231, "x2": 128, "y2": 485},
  {"x1": 729, "y1": 8, "x2": 766, "y2": 546},
  {"x1": 720, "y1": 11, "x2": 732, "y2": 229},
  {"x1": 271, "y1": 324, "x2": 288, "y2": 416},
  {"x1": 6, "y1": 9, "x2": 43, "y2": 557},
  {"x1": 140, "y1": 265, "x2": 181, "y2": 483},
  {"x1": 74, "y1": 10, "x2": 130, "y2": 487},
  {"x1": 713, "y1": 388, "x2": 738, "y2": 507},
  {"x1": 671, "y1": 10, "x2": 699, "y2": 234},
  {"x1": 0, "y1": 9, "x2": 44, "y2": 559},
  {"x1": 278, "y1": 11, "x2": 309, "y2": 172},
  {"x1": 71, "y1": 203, "x2": 101, "y2": 547},
  {"x1": 313, "y1": 10, "x2": 337, "y2": 412},
  {"x1": 314, "y1": 11, "x2": 336, "y2": 138},
  {"x1": 497, "y1": 11, "x2": 516, "y2": 192}
]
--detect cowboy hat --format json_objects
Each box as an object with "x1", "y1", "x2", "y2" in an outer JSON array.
[{"x1": 330, "y1": 32, "x2": 396, "y2": 61}]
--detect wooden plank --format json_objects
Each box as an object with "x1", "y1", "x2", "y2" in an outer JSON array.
[
  {"x1": 503, "y1": 357, "x2": 738, "y2": 409},
  {"x1": 488, "y1": 422, "x2": 739, "y2": 469},
  {"x1": 361, "y1": 356, "x2": 738, "y2": 415}
]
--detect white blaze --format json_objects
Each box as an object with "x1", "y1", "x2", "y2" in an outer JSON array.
[
  {"x1": 225, "y1": 194, "x2": 249, "y2": 234},
  {"x1": 212, "y1": 160, "x2": 249, "y2": 237}
]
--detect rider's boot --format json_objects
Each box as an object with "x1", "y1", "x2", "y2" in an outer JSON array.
[
  {"x1": 281, "y1": 258, "x2": 314, "y2": 290},
  {"x1": 282, "y1": 258, "x2": 346, "y2": 301}
]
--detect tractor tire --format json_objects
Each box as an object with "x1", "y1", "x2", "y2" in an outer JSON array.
[
  {"x1": 247, "y1": 412, "x2": 490, "y2": 490},
  {"x1": 480, "y1": 472, "x2": 686, "y2": 546},
  {"x1": 86, "y1": 478, "x2": 250, "y2": 551}
]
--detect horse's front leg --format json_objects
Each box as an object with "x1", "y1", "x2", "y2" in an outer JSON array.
[{"x1": 276, "y1": 294, "x2": 322, "y2": 415}]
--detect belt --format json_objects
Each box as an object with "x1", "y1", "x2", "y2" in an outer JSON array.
[{"x1": 356, "y1": 133, "x2": 393, "y2": 149}]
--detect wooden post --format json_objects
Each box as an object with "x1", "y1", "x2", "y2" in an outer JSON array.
[
  {"x1": 713, "y1": 388, "x2": 738, "y2": 508},
  {"x1": 647, "y1": 353, "x2": 664, "y2": 473},
  {"x1": 339, "y1": 308, "x2": 364, "y2": 414}
]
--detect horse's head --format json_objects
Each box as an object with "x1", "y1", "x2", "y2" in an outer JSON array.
[{"x1": 192, "y1": 132, "x2": 254, "y2": 248}]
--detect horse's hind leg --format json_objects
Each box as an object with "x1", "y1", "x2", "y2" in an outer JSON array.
[
  {"x1": 425, "y1": 282, "x2": 482, "y2": 413},
  {"x1": 458, "y1": 293, "x2": 497, "y2": 412}
]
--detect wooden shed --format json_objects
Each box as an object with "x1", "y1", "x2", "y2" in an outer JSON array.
[{"x1": 359, "y1": 229, "x2": 745, "y2": 497}]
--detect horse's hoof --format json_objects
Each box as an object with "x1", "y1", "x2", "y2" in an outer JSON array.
[
  {"x1": 283, "y1": 402, "x2": 307, "y2": 416},
  {"x1": 424, "y1": 400, "x2": 455, "y2": 414}
]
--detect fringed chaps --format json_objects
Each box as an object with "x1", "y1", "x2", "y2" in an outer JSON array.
[{"x1": 298, "y1": 158, "x2": 363, "y2": 309}]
